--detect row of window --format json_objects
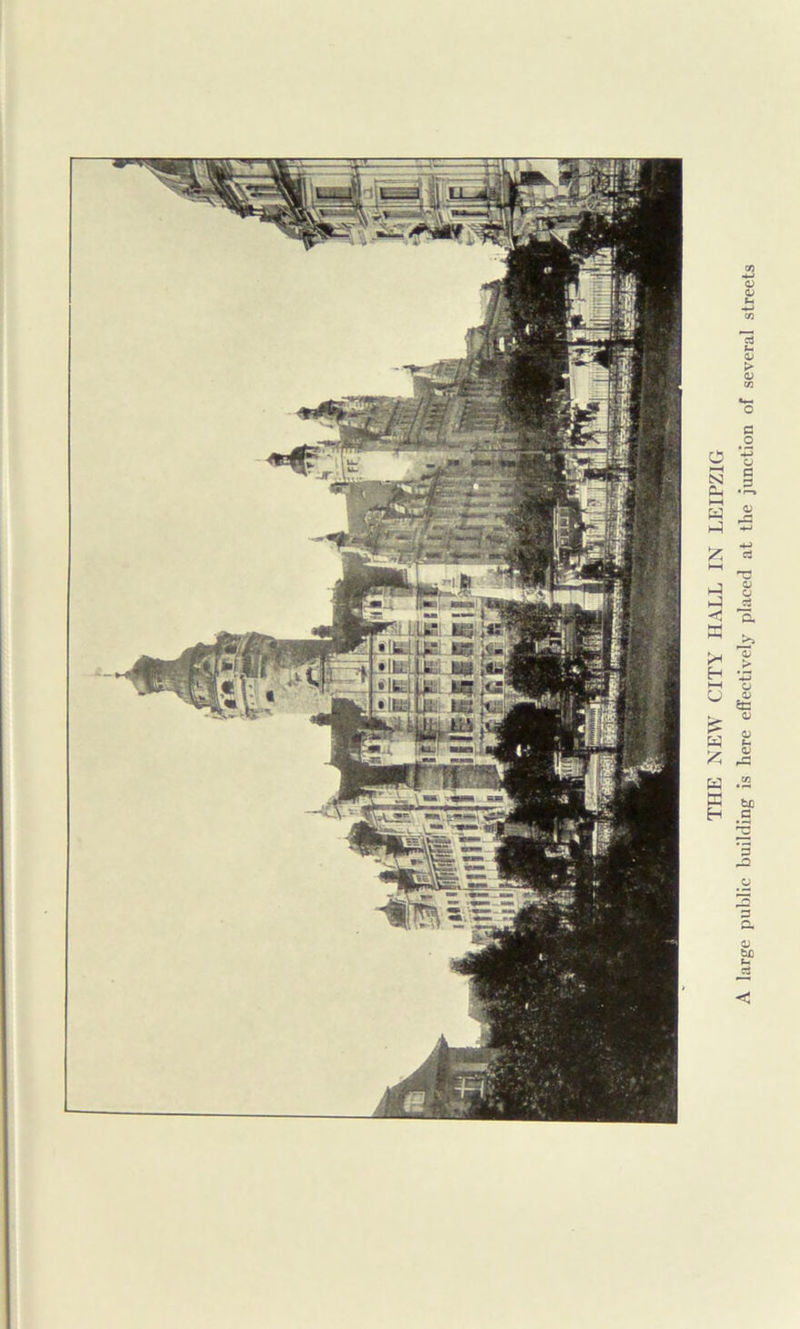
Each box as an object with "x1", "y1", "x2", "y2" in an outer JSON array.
[{"x1": 314, "y1": 184, "x2": 489, "y2": 204}]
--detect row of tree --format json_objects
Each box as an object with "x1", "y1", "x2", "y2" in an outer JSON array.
[
  {"x1": 490, "y1": 702, "x2": 587, "y2": 839},
  {"x1": 567, "y1": 182, "x2": 682, "y2": 291},
  {"x1": 452, "y1": 769, "x2": 679, "y2": 1121},
  {"x1": 501, "y1": 239, "x2": 576, "y2": 430}
]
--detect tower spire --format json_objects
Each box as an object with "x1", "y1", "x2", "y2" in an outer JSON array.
[{"x1": 120, "y1": 632, "x2": 329, "y2": 720}]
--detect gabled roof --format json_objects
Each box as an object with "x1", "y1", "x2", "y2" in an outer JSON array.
[{"x1": 372, "y1": 1036, "x2": 449, "y2": 1117}]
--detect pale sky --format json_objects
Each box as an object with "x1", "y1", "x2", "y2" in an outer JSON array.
[{"x1": 67, "y1": 159, "x2": 506, "y2": 1116}]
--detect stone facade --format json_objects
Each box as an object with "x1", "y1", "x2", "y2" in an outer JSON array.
[
  {"x1": 329, "y1": 764, "x2": 570, "y2": 941},
  {"x1": 268, "y1": 282, "x2": 520, "y2": 492},
  {"x1": 123, "y1": 586, "x2": 515, "y2": 747},
  {"x1": 125, "y1": 629, "x2": 376, "y2": 720},
  {"x1": 343, "y1": 460, "x2": 520, "y2": 587},
  {"x1": 124, "y1": 632, "x2": 329, "y2": 718},
  {"x1": 350, "y1": 586, "x2": 515, "y2": 768},
  {"x1": 114, "y1": 158, "x2": 628, "y2": 250}
]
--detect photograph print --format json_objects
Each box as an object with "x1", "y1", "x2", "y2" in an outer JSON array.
[{"x1": 66, "y1": 156, "x2": 681, "y2": 1120}]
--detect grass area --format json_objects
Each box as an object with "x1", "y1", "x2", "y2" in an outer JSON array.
[{"x1": 622, "y1": 164, "x2": 682, "y2": 770}]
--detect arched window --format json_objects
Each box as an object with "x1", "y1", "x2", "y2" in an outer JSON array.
[
  {"x1": 224, "y1": 699, "x2": 237, "y2": 711},
  {"x1": 265, "y1": 690, "x2": 275, "y2": 703}
]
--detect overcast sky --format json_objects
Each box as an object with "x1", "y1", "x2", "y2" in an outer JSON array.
[{"x1": 67, "y1": 159, "x2": 506, "y2": 1116}]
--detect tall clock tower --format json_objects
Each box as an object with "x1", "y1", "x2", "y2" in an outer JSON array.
[{"x1": 124, "y1": 631, "x2": 331, "y2": 720}]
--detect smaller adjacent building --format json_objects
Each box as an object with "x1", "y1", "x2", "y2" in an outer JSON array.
[
  {"x1": 115, "y1": 158, "x2": 632, "y2": 250},
  {"x1": 324, "y1": 764, "x2": 533, "y2": 941},
  {"x1": 372, "y1": 1035, "x2": 495, "y2": 1118}
]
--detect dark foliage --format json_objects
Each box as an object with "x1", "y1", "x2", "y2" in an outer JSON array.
[
  {"x1": 501, "y1": 347, "x2": 564, "y2": 428},
  {"x1": 567, "y1": 170, "x2": 681, "y2": 292},
  {"x1": 503, "y1": 239, "x2": 578, "y2": 334},
  {"x1": 491, "y1": 703, "x2": 561, "y2": 763},
  {"x1": 502, "y1": 767, "x2": 584, "y2": 824},
  {"x1": 508, "y1": 645, "x2": 587, "y2": 700},
  {"x1": 509, "y1": 648, "x2": 564, "y2": 698},
  {"x1": 504, "y1": 497, "x2": 554, "y2": 585},
  {"x1": 495, "y1": 837, "x2": 570, "y2": 889},
  {"x1": 451, "y1": 769, "x2": 678, "y2": 1121},
  {"x1": 499, "y1": 600, "x2": 560, "y2": 641}
]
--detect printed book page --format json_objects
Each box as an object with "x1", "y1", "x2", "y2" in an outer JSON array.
[{"x1": 3, "y1": 3, "x2": 799, "y2": 1326}]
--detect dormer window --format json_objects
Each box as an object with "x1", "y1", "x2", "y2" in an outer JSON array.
[{"x1": 403, "y1": 1091, "x2": 425, "y2": 1114}]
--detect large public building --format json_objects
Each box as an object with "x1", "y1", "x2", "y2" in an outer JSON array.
[
  {"x1": 123, "y1": 585, "x2": 517, "y2": 762},
  {"x1": 121, "y1": 251, "x2": 627, "y2": 947}
]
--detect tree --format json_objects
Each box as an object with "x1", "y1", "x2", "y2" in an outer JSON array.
[
  {"x1": 503, "y1": 769, "x2": 584, "y2": 824},
  {"x1": 567, "y1": 183, "x2": 681, "y2": 290},
  {"x1": 567, "y1": 211, "x2": 617, "y2": 260},
  {"x1": 495, "y1": 836, "x2": 550, "y2": 881},
  {"x1": 492, "y1": 703, "x2": 560, "y2": 764},
  {"x1": 509, "y1": 648, "x2": 565, "y2": 698},
  {"x1": 500, "y1": 601, "x2": 560, "y2": 641},
  {"x1": 448, "y1": 768, "x2": 679, "y2": 1121},
  {"x1": 504, "y1": 497, "x2": 554, "y2": 585},
  {"x1": 311, "y1": 625, "x2": 333, "y2": 637},
  {"x1": 503, "y1": 240, "x2": 577, "y2": 335},
  {"x1": 502, "y1": 347, "x2": 563, "y2": 427},
  {"x1": 309, "y1": 712, "x2": 332, "y2": 726}
]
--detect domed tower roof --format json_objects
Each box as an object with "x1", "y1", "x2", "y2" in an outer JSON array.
[
  {"x1": 113, "y1": 158, "x2": 217, "y2": 204},
  {"x1": 122, "y1": 631, "x2": 330, "y2": 719},
  {"x1": 124, "y1": 655, "x2": 159, "y2": 695},
  {"x1": 265, "y1": 444, "x2": 317, "y2": 475},
  {"x1": 289, "y1": 444, "x2": 313, "y2": 475},
  {"x1": 123, "y1": 645, "x2": 199, "y2": 706}
]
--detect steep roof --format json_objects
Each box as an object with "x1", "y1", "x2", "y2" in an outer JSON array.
[{"x1": 372, "y1": 1036, "x2": 450, "y2": 1117}]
